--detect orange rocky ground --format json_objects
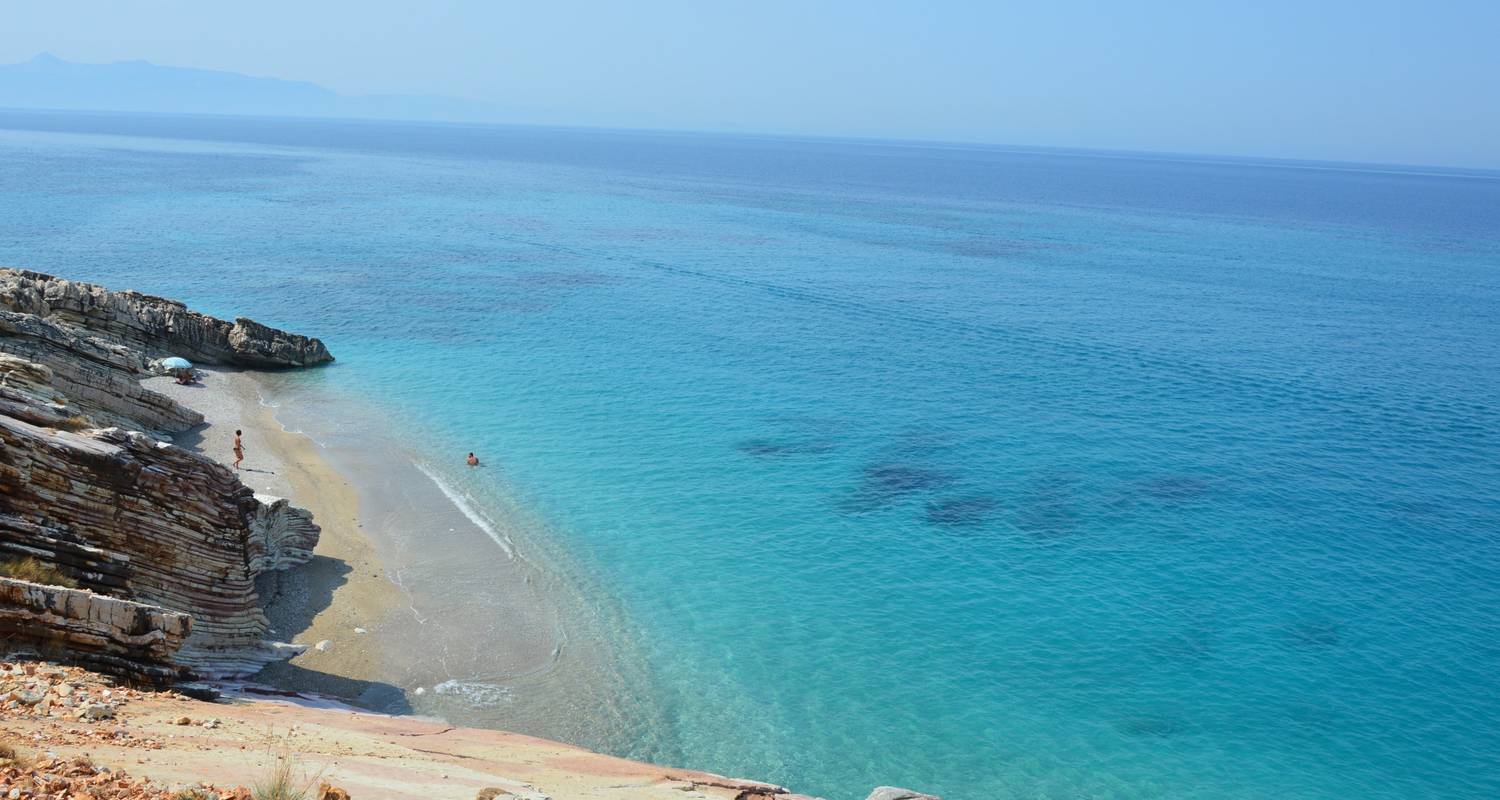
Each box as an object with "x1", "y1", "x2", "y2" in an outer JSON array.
[{"x1": 0, "y1": 660, "x2": 815, "y2": 800}]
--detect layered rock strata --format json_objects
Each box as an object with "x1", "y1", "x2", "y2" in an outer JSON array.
[
  {"x1": 0, "y1": 578, "x2": 191, "y2": 685},
  {"x1": 0, "y1": 268, "x2": 331, "y2": 679},
  {"x1": 0, "y1": 269, "x2": 333, "y2": 369},
  {"x1": 0, "y1": 313, "x2": 200, "y2": 436}
]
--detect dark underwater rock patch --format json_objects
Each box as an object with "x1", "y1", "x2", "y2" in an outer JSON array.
[
  {"x1": 864, "y1": 462, "x2": 955, "y2": 493},
  {"x1": 1009, "y1": 473, "x2": 1082, "y2": 538},
  {"x1": 1377, "y1": 497, "x2": 1444, "y2": 520},
  {"x1": 840, "y1": 462, "x2": 956, "y2": 513},
  {"x1": 1283, "y1": 619, "x2": 1343, "y2": 648},
  {"x1": 737, "y1": 416, "x2": 842, "y2": 458},
  {"x1": 1143, "y1": 621, "x2": 1218, "y2": 662},
  {"x1": 736, "y1": 438, "x2": 838, "y2": 457},
  {"x1": 1011, "y1": 502, "x2": 1079, "y2": 538},
  {"x1": 1135, "y1": 474, "x2": 1217, "y2": 503},
  {"x1": 924, "y1": 495, "x2": 999, "y2": 526}
]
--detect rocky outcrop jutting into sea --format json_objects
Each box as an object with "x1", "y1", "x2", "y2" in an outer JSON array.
[
  {"x1": 0, "y1": 268, "x2": 331, "y2": 679},
  {"x1": 0, "y1": 269, "x2": 332, "y2": 368}
]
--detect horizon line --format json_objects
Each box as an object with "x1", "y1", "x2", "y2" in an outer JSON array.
[{"x1": 1, "y1": 104, "x2": 1497, "y2": 180}]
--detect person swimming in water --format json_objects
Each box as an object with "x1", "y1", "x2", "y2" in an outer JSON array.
[
  {"x1": 466, "y1": 452, "x2": 480, "y2": 467},
  {"x1": 233, "y1": 429, "x2": 245, "y2": 470}
]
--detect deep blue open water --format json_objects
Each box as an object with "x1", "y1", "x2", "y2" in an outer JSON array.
[{"x1": 2, "y1": 111, "x2": 1498, "y2": 799}]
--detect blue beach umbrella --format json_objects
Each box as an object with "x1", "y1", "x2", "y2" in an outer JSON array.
[{"x1": 161, "y1": 357, "x2": 193, "y2": 370}]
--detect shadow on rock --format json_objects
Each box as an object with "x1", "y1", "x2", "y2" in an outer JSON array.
[{"x1": 255, "y1": 554, "x2": 349, "y2": 642}]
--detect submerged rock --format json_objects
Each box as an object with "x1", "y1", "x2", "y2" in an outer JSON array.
[
  {"x1": 924, "y1": 495, "x2": 999, "y2": 527},
  {"x1": 1135, "y1": 474, "x2": 1217, "y2": 503},
  {"x1": 1009, "y1": 472, "x2": 1083, "y2": 538},
  {"x1": 862, "y1": 463, "x2": 954, "y2": 494},
  {"x1": 736, "y1": 437, "x2": 838, "y2": 457},
  {"x1": 841, "y1": 462, "x2": 956, "y2": 512}
]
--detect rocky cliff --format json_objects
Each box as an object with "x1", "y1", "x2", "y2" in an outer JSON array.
[
  {"x1": 0, "y1": 269, "x2": 332, "y2": 369},
  {"x1": 0, "y1": 268, "x2": 330, "y2": 680},
  {"x1": 0, "y1": 580, "x2": 191, "y2": 685},
  {"x1": 0, "y1": 271, "x2": 943, "y2": 800}
]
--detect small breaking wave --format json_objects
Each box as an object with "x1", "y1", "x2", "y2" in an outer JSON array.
[
  {"x1": 415, "y1": 461, "x2": 516, "y2": 559},
  {"x1": 432, "y1": 679, "x2": 513, "y2": 708}
]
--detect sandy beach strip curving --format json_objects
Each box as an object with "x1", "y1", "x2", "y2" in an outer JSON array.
[
  {"x1": 143, "y1": 368, "x2": 661, "y2": 753},
  {"x1": 143, "y1": 369, "x2": 402, "y2": 696}
]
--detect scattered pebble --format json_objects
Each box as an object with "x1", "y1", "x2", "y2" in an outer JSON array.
[{"x1": 0, "y1": 660, "x2": 241, "y2": 798}]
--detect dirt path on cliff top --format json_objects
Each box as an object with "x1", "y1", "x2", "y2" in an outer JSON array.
[{"x1": 1, "y1": 662, "x2": 800, "y2": 800}]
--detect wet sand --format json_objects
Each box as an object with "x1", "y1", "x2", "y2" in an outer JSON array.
[{"x1": 144, "y1": 369, "x2": 659, "y2": 756}]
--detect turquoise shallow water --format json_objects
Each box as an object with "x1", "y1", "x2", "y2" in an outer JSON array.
[{"x1": 2, "y1": 112, "x2": 1499, "y2": 799}]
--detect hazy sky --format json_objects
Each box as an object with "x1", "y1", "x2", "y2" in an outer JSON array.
[{"x1": 3, "y1": 0, "x2": 1497, "y2": 168}]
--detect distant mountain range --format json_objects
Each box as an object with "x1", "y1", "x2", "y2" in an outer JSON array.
[{"x1": 0, "y1": 53, "x2": 505, "y2": 122}]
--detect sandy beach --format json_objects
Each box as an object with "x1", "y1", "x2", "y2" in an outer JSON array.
[
  {"x1": 144, "y1": 369, "x2": 401, "y2": 697},
  {"x1": 143, "y1": 368, "x2": 659, "y2": 756}
]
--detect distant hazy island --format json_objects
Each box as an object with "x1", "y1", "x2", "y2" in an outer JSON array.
[{"x1": 0, "y1": 52, "x2": 503, "y2": 123}]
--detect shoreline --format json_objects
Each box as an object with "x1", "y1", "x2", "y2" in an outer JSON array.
[
  {"x1": 144, "y1": 367, "x2": 664, "y2": 758},
  {"x1": 144, "y1": 369, "x2": 405, "y2": 698},
  {"x1": 1, "y1": 268, "x2": 939, "y2": 799}
]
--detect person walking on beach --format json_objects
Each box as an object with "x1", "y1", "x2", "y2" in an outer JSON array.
[
  {"x1": 467, "y1": 452, "x2": 480, "y2": 467},
  {"x1": 233, "y1": 429, "x2": 245, "y2": 470}
]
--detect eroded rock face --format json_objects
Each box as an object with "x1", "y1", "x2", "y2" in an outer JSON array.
[
  {"x1": 0, "y1": 268, "x2": 331, "y2": 679},
  {"x1": 249, "y1": 495, "x2": 321, "y2": 574},
  {"x1": 0, "y1": 416, "x2": 320, "y2": 677},
  {"x1": 0, "y1": 310, "x2": 201, "y2": 436},
  {"x1": 0, "y1": 268, "x2": 333, "y2": 368},
  {"x1": 0, "y1": 577, "x2": 191, "y2": 685}
]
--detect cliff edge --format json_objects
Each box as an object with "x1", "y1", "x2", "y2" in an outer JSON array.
[
  {"x1": 0, "y1": 270, "x2": 942, "y2": 800},
  {"x1": 0, "y1": 268, "x2": 329, "y2": 679}
]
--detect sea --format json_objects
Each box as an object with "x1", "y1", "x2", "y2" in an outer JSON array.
[{"x1": 1, "y1": 110, "x2": 1497, "y2": 800}]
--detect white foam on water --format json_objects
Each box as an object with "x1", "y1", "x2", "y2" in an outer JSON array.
[
  {"x1": 249, "y1": 386, "x2": 335, "y2": 446},
  {"x1": 432, "y1": 679, "x2": 513, "y2": 708},
  {"x1": 415, "y1": 461, "x2": 516, "y2": 559}
]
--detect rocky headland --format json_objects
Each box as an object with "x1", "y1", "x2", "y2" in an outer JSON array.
[{"x1": 0, "y1": 268, "x2": 330, "y2": 680}]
